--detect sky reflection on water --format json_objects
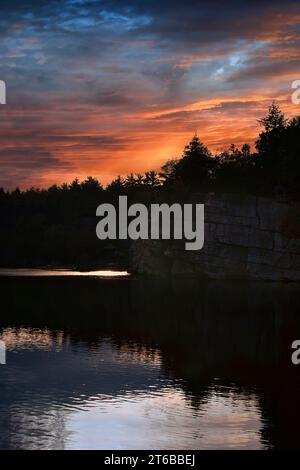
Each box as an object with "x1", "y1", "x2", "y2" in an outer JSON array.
[
  {"x1": 0, "y1": 275, "x2": 300, "y2": 449},
  {"x1": 0, "y1": 328, "x2": 264, "y2": 450}
]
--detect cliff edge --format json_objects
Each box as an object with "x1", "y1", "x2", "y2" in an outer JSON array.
[{"x1": 130, "y1": 193, "x2": 300, "y2": 281}]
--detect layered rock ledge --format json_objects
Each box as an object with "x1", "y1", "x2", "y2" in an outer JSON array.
[{"x1": 130, "y1": 193, "x2": 300, "y2": 281}]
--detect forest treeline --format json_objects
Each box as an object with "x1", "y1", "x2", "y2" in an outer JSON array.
[{"x1": 0, "y1": 103, "x2": 299, "y2": 268}]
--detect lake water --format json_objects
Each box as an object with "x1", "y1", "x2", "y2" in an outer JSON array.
[{"x1": 0, "y1": 271, "x2": 299, "y2": 449}]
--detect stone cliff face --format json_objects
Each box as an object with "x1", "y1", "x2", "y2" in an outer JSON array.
[{"x1": 130, "y1": 193, "x2": 300, "y2": 281}]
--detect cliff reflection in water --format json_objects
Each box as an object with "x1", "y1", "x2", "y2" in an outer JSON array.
[{"x1": 0, "y1": 276, "x2": 299, "y2": 449}]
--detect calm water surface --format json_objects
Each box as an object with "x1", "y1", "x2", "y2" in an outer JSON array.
[{"x1": 0, "y1": 271, "x2": 299, "y2": 449}]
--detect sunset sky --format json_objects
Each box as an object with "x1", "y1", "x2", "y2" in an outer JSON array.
[{"x1": 0, "y1": 0, "x2": 299, "y2": 189}]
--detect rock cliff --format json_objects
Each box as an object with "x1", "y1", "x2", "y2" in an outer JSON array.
[{"x1": 130, "y1": 193, "x2": 300, "y2": 280}]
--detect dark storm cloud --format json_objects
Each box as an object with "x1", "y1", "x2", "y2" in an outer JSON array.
[
  {"x1": 1, "y1": 0, "x2": 298, "y2": 46},
  {"x1": 0, "y1": 129, "x2": 132, "y2": 148},
  {"x1": 0, "y1": 146, "x2": 72, "y2": 188},
  {"x1": 0, "y1": 147, "x2": 66, "y2": 169},
  {"x1": 2, "y1": 1, "x2": 297, "y2": 104}
]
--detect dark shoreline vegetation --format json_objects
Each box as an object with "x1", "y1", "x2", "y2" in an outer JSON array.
[{"x1": 0, "y1": 103, "x2": 299, "y2": 269}]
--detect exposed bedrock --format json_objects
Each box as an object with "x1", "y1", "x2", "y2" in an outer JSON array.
[{"x1": 130, "y1": 193, "x2": 300, "y2": 280}]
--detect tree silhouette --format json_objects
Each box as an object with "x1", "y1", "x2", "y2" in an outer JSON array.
[
  {"x1": 258, "y1": 102, "x2": 286, "y2": 132},
  {"x1": 256, "y1": 103, "x2": 300, "y2": 193},
  {"x1": 164, "y1": 135, "x2": 215, "y2": 190},
  {"x1": 183, "y1": 134, "x2": 211, "y2": 158}
]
